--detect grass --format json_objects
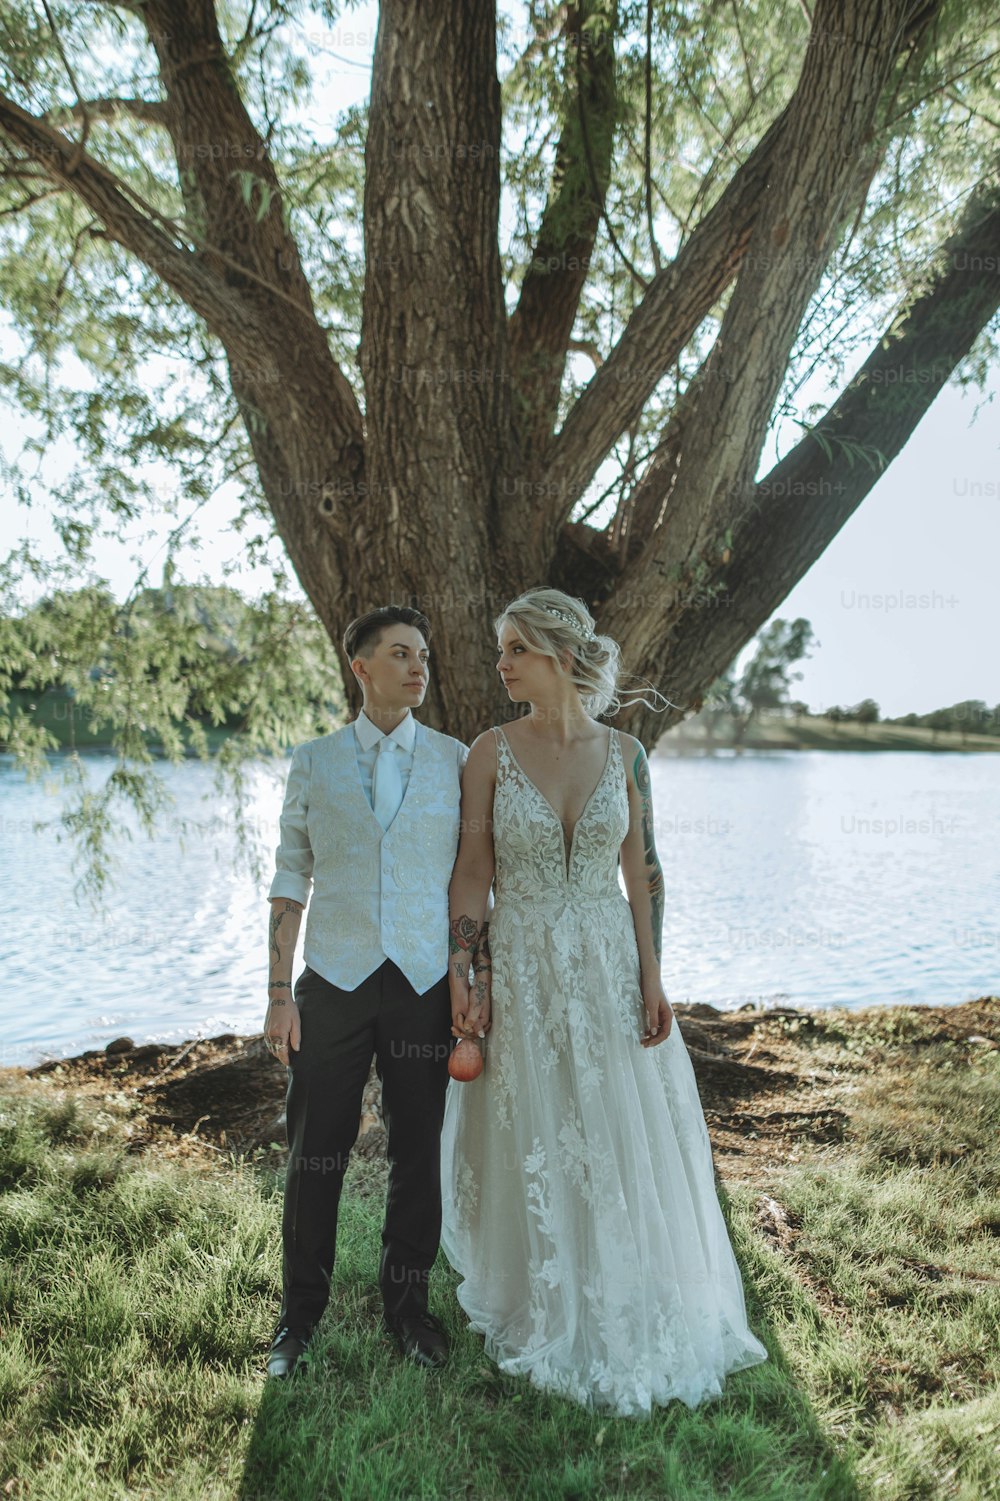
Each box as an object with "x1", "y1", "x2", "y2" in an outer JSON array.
[{"x1": 2, "y1": 1021, "x2": 999, "y2": 1501}]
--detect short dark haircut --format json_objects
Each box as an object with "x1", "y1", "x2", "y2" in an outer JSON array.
[{"x1": 342, "y1": 606, "x2": 431, "y2": 662}]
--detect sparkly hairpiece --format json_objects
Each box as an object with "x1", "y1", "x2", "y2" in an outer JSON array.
[{"x1": 539, "y1": 603, "x2": 596, "y2": 642}]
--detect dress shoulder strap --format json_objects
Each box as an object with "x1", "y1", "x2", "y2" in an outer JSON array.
[{"x1": 491, "y1": 724, "x2": 510, "y2": 782}]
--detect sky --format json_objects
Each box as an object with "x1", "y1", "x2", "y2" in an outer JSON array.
[{"x1": 2, "y1": 2, "x2": 997, "y2": 721}]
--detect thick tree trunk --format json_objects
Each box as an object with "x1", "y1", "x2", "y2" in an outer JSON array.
[{"x1": 354, "y1": 0, "x2": 515, "y2": 735}]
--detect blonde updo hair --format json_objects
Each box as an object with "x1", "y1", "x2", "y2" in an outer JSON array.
[{"x1": 494, "y1": 587, "x2": 677, "y2": 719}]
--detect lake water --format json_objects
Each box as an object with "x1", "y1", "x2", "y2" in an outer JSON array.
[{"x1": 3, "y1": 747, "x2": 997, "y2": 1067}]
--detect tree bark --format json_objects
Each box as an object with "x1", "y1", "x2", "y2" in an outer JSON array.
[
  {"x1": 354, "y1": 0, "x2": 513, "y2": 732},
  {"x1": 533, "y1": 0, "x2": 941, "y2": 555},
  {"x1": 505, "y1": 1, "x2": 618, "y2": 473}
]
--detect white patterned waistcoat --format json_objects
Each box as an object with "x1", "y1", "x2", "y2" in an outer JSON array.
[{"x1": 269, "y1": 720, "x2": 464, "y2": 994}]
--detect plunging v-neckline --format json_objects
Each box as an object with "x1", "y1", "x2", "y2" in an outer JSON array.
[{"x1": 499, "y1": 725, "x2": 614, "y2": 881}]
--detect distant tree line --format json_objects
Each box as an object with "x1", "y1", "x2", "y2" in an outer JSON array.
[
  {"x1": 830, "y1": 699, "x2": 1000, "y2": 738},
  {"x1": 694, "y1": 620, "x2": 999, "y2": 743}
]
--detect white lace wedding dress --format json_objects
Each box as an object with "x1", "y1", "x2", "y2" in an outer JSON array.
[{"x1": 440, "y1": 724, "x2": 768, "y2": 1418}]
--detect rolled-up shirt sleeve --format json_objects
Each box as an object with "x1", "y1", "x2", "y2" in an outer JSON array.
[{"x1": 268, "y1": 743, "x2": 313, "y2": 906}]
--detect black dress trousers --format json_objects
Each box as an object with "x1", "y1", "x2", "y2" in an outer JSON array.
[{"x1": 278, "y1": 957, "x2": 453, "y2": 1334}]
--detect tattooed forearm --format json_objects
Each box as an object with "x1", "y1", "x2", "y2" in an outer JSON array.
[
  {"x1": 450, "y1": 913, "x2": 489, "y2": 987},
  {"x1": 267, "y1": 899, "x2": 303, "y2": 1008},
  {"x1": 468, "y1": 920, "x2": 491, "y2": 1013},
  {"x1": 268, "y1": 900, "x2": 301, "y2": 970},
  {"x1": 448, "y1": 914, "x2": 481, "y2": 954},
  {"x1": 471, "y1": 967, "x2": 490, "y2": 1008},
  {"x1": 633, "y1": 748, "x2": 665, "y2": 965}
]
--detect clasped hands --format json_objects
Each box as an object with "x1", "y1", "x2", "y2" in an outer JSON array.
[{"x1": 450, "y1": 957, "x2": 493, "y2": 1042}]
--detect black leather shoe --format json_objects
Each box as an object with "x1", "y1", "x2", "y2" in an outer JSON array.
[
  {"x1": 266, "y1": 1325, "x2": 312, "y2": 1379},
  {"x1": 385, "y1": 1310, "x2": 449, "y2": 1368}
]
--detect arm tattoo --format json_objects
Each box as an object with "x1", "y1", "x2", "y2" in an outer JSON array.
[
  {"x1": 471, "y1": 923, "x2": 491, "y2": 1007},
  {"x1": 473, "y1": 921, "x2": 492, "y2": 972},
  {"x1": 448, "y1": 914, "x2": 481, "y2": 955},
  {"x1": 649, "y1": 865, "x2": 665, "y2": 965},
  {"x1": 268, "y1": 901, "x2": 300, "y2": 970},
  {"x1": 633, "y1": 748, "x2": 665, "y2": 965},
  {"x1": 451, "y1": 914, "x2": 491, "y2": 990}
]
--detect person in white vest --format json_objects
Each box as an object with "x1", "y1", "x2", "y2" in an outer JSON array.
[{"x1": 263, "y1": 605, "x2": 470, "y2": 1378}]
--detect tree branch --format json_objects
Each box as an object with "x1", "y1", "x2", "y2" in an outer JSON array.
[
  {"x1": 538, "y1": 0, "x2": 947, "y2": 555},
  {"x1": 533, "y1": 105, "x2": 788, "y2": 547},
  {"x1": 0, "y1": 89, "x2": 254, "y2": 353},
  {"x1": 136, "y1": 0, "x2": 363, "y2": 467},
  {"x1": 618, "y1": 164, "x2": 1000, "y2": 745},
  {"x1": 567, "y1": 337, "x2": 604, "y2": 368},
  {"x1": 643, "y1": 0, "x2": 662, "y2": 275},
  {"x1": 45, "y1": 96, "x2": 169, "y2": 127},
  {"x1": 603, "y1": 0, "x2": 934, "y2": 668},
  {"x1": 505, "y1": 0, "x2": 619, "y2": 468}
]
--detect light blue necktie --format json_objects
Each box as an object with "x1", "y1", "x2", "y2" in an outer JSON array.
[{"x1": 373, "y1": 736, "x2": 403, "y2": 830}]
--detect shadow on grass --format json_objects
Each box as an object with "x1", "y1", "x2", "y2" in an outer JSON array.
[{"x1": 237, "y1": 1172, "x2": 863, "y2": 1501}]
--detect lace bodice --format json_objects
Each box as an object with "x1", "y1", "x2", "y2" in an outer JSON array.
[{"x1": 491, "y1": 725, "x2": 629, "y2": 902}]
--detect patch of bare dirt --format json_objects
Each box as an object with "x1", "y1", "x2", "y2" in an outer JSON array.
[{"x1": 6, "y1": 997, "x2": 998, "y2": 1185}]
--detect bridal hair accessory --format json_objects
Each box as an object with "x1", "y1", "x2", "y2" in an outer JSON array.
[{"x1": 539, "y1": 604, "x2": 597, "y2": 642}]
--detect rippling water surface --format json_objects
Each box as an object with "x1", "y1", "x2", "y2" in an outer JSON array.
[{"x1": 4, "y1": 746, "x2": 997, "y2": 1065}]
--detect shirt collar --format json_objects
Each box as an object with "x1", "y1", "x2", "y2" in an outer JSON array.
[{"x1": 353, "y1": 708, "x2": 416, "y2": 753}]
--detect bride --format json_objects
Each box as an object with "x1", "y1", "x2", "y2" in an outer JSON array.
[{"x1": 440, "y1": 587, "x2": 767, "y2": 1418}]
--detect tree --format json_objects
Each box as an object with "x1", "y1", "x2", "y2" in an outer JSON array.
[
  {"x1": 0, "y1": 579, "x2": 344, "y2": 896},
  {"x1": 1, "y1": 2, "x2": 999, "y2": 759},
  {"x1": 730, "y1": 617, "x2": 816, "y2": 746},
  {"x1": 852, "y1": 698, "x2": 880, "y2": 732},
  {"x1": 887, "y1": 697, "x2": 997, "y2": 745}
]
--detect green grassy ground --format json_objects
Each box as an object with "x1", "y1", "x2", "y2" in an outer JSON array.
[{"x1": 2, "y1": 1013, "x2": 998, "y2": 1501}]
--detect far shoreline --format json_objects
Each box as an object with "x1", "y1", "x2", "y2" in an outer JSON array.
[
  {"x1": 4, "y1": 701, "x2": 1000, "y2": 757},
  {"x1": 656, "y1": 711, "x2": 1000, "y2": 755}
]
